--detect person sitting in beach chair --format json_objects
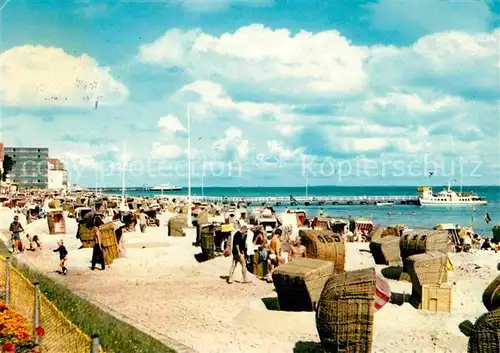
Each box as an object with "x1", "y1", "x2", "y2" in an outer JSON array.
[
  {"x1": 289, "y1": 237, "x2": 306, "y2": 261},
  {"x1": 462, "y1": 232, "x2": 472, "y2": 252}
]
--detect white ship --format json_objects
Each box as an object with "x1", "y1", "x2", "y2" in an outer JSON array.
[
  {"x1": 150, "y1": 184, "x2": 182, "y2": 192},
  {"x1": 375, "y1": 201, "x2": 394, "y2": 206},
  {"x1": 418, "y1": 182, "x2": 487, "y2": 206}
]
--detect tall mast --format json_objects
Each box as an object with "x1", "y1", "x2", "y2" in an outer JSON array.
[
  {"x1": 201, "y1": 162, "x2": 204, "y2": 198},
  {"x1": 305, "y1": 169, "x2": 308, "y2": 198},
  {"x1": 121, "y1": 142, "x2": 126, "y2": 202},
  {"x1": 187, "y1": 105, "x2": 192, "y2": 227},
  {"x1": 460, "y1": 169, "x2": 463, "y2": 194}
]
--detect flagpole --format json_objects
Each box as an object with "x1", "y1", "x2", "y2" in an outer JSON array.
[
  {"x1": 187, "y1": 105, "x2": 192, "y2": 227},
  {"x1": 121, "y1": 142, "x2": 126, "y2": 203},
  {"x1": 305, "y1": 169, "x2": 308, "y2": 198},
  {"x1": 460, "y1": 170, "x2": 463, "y2": 194},
  {"x1": 201, "y1": 162, "x2": 204, "y2": 198}
]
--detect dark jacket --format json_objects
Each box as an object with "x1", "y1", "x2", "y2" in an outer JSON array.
[
  {"x1": 53, "y1": 246, "x2": 68, "y2": 260},
  {"x1": 9, "y1": 221, "x2": 24, "y2": 233}
]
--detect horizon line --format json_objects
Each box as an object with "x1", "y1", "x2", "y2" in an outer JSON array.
[{"x1": 84, "y1": 184, "x2": 500, "y2": 188}]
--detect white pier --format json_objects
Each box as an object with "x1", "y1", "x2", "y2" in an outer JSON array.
[{"x1": 160, "y1": 195, "x2": 420, "y2": 206}]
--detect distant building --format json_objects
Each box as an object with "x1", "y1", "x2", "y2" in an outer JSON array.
[
  {"x1": 4, "y1": 147, "x2": 49, "y2": 189},
  {"x1": 0, "y1": 142, "x2": 4, "y2": 176},
  {"x1": 48, "y1": 158, "x2": 68, "y2": 191}
]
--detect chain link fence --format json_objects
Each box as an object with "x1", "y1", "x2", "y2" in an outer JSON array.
[{"x1": 1, "y1": 256, "x2": 102, "y2": 353}]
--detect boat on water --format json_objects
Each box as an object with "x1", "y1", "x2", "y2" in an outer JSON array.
[
  {"x1": 375, "y1": 201, "x2": 394, "y2": 206},
  {"x1": 418, "y1": 183, "x2": 487, "y2": 206},
  {"x1": 150, "y1": 184, "x2": 182, "y2": 192}
]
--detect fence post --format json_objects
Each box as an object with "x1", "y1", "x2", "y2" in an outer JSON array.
[
  {"x1": 33, "y1": 282, "x2": 40, "y2": 344},
  {"x1": 90, "y1": 334, "x2": 99, "y2": 353},
  {"x1": 4, "y1": 257, "x2": 10, "y2": 305}
]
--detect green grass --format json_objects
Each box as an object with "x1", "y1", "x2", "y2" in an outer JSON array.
[{"x1": 0, "y1": 243, "x2": 176, "y2": 353}]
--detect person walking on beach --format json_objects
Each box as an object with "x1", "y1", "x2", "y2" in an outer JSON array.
[
  {"x1": 139, "y1": 209, "x2": 148, "y2": 233},
  {"x1": 9, "y1": 215, "x2": 24, "y2": 254},
  {"x1": 228, "y1": 225, "x2": 250, "y2": 284},
  {"x1": 90, "y1": 217, "x2": 106, "y2": 271},
  {"x1": 53, "y1": 240, "x2": 68, "y2": 275}
]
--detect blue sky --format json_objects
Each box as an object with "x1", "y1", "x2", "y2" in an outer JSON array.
[{"x1": 1, "y1": 0, "x2": 499, "y2": 187}]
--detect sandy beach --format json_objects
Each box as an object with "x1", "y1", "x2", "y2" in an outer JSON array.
[{"x1": 0, "y1": 207, "x2": 497, "y2": 353}]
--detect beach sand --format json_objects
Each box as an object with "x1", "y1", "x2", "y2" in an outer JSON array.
[{"x1": 0, "y1": 207, "x2": 497, "y2": 353}]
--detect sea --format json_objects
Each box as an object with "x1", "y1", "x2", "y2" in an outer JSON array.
[{"x1": 114, "y1": 185, "x2": 500, "y2": 236}]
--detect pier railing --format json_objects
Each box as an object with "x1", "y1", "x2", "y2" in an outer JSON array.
[{"x1": 156, "y1": 195, "x2": 420, "y2": 205}]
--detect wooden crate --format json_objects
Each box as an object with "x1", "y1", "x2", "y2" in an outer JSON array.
[
  {"x1": 272, "y1": 258, "x2": 334, "y2": 311},
  {"x1": 405, "y1": 251, "x2": 448, "y2": 297},
  {"x1": 418, "y1": 284, "x2": 452, "y2": 313}
]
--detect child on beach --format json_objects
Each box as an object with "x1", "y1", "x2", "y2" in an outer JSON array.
[
  {"x1": 53, "y1": 240, "x2": 68, "y2": 275},
  {"x1": 26, "y1": 234, "x2": 42, "y2": 251}
]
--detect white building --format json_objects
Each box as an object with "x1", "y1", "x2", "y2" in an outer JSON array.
[{"x1": 48, "y1": 158, "x2": 68, "y2": 192}]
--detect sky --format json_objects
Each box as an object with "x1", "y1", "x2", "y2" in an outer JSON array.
[{"x1": 0, "y1": 0, "x2": 499, "y2": 187}]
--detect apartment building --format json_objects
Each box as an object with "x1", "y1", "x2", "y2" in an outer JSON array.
[
  {"x1": 4, "y1": 147, "x2": 49, "y2": 189},
  {"x1": 48, "y1": 158, "x2": 68, "y2": 191}
]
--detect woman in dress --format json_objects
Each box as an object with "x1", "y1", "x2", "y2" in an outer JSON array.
[{"x1": 90, "y1": 216, "x2": 106, "y2": 271}]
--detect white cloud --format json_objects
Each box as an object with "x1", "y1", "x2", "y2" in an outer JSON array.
[
  {"x1": 362, "y1": 92, "x2": 462, "y2": 114},
  {"x1": 278, "y1": 124, "x2": 302, "y2": 137},
  {"x1": 150, "y1": 142, "x2": 185, "y2": 159},
  {"x1": 267, "y1": 140, "x2": 304, "y2": 160},
  {"x1": 138, "y1": 25, "x2": 368, "y2": 98},
  {"x1": 138, "y1": 28, "x2": 201, "y2": 66},
  {"x1": 213, "y1": 127, "x2": 249, "y2": 161},
  {"x1": 157, "y1": 114, "x2": 187, "y2": 133},
  {"x1": 56, "y1": 150, "x2": 99, "y2": 169},
  {"x1": 177, "y1": 80, "x2": 283, "y2": 120},
  {"x1": 366, "y1": 29, "x2": 500, "y2": 97},
  {"x1": 0, "y1": 45, "x2": 128, "y2": 108},
  {"x1": 140, "y1": 26, "x2": 498, "y2": 103}
]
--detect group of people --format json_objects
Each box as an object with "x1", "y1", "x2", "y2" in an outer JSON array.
[
  {"x1": 8, "y1": 215, "x2": 43, "y2": 254},
  {"x1": 226, "y1": 224, "x2": 307, "y2": 284},
  {"x1": 461, "y1": 231, "x2": 499, "y2": 252}
]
